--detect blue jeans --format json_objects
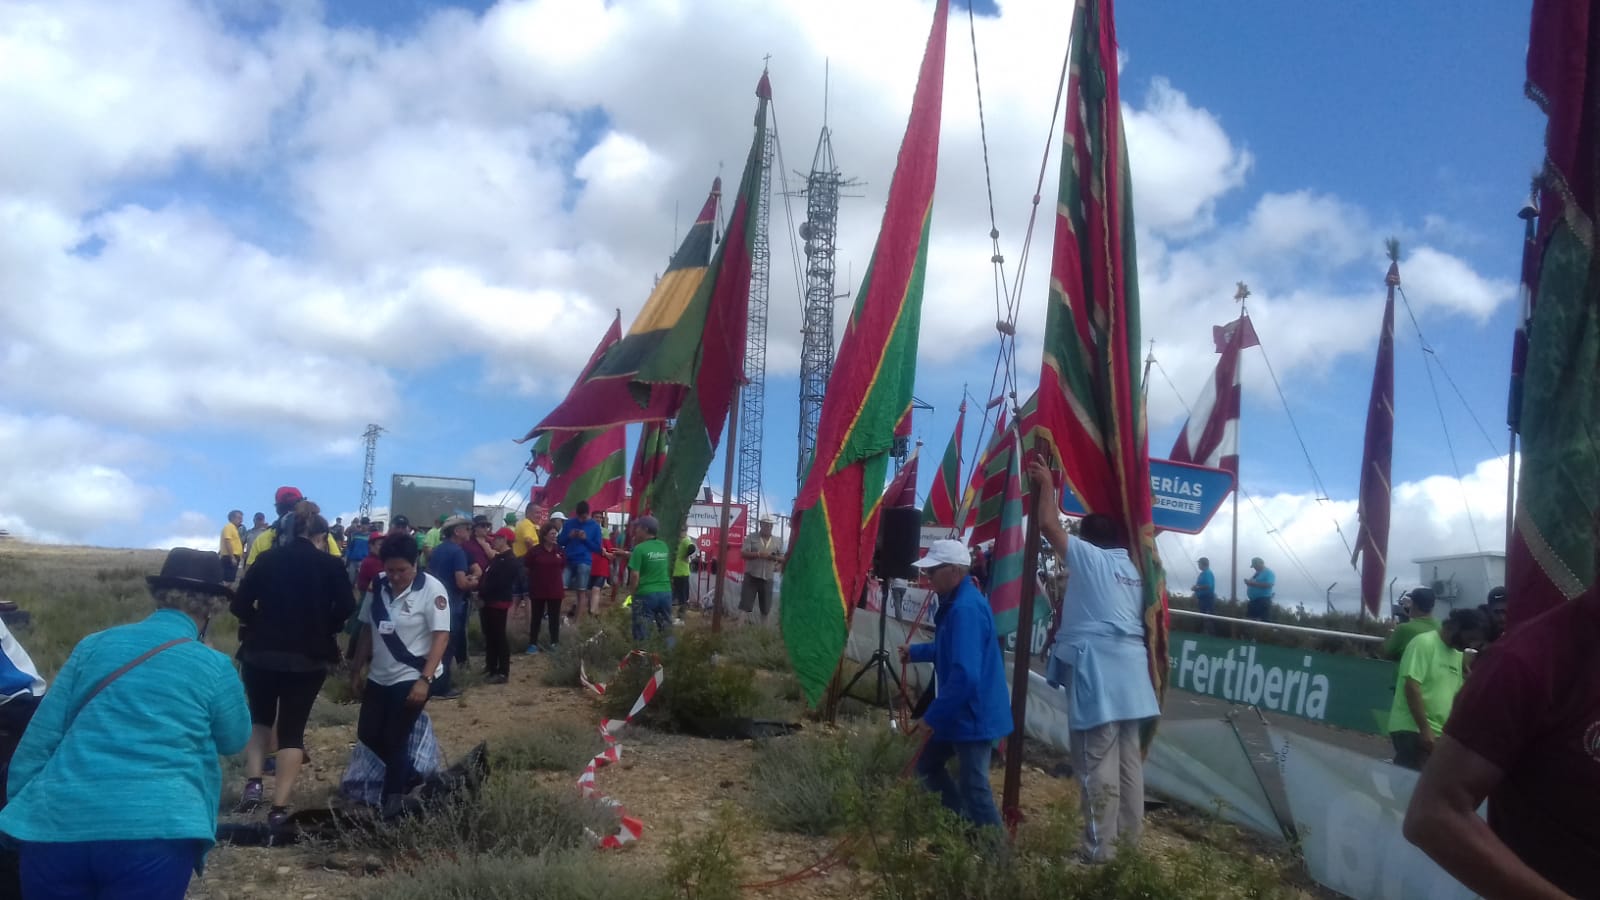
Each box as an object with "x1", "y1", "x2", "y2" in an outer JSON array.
[
  {"x1": 564, "y1": 562, "x2": 592, "y2": 591},
  {"x1": 20, "y1": 839, "x2": 198, "y2": 899},
  {"x1": 916, "y1": 739, "x2": 1002, "y2": 831},
  {"x1": 433, "y1": 599, "x2": 469, "y2": 694},
  {"x1": 631, "y1": 591, "x2": 673, "y2": 641},
  {"x1": 1195, "y1": 591, "x2": 1216, "y2": 615}
]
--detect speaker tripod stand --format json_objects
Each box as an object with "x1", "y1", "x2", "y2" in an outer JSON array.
[{"x1": 840, "y1": 575, "x2": 904, "y2": 708}]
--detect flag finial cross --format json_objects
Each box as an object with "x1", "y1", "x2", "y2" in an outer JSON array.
[{"x1": 1234, "y1": 282, "x2": 1250, "y2": 302}]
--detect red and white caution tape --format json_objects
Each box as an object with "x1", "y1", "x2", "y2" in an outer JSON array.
[{"x1": 577, "y1": 645, "x2": 664, "y2": 849}]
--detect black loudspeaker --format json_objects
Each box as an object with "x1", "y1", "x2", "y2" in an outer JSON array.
[{"x1": 877, "y1": 506, "x2": 923, "y2": 581}]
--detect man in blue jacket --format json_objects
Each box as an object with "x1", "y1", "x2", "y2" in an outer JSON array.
[
  {"x1": 898, "y1": 539, "x2": 1013, "y2": 832},
  {"x1": 560, "y1": 501, "x2": 605, "y2": 620}
]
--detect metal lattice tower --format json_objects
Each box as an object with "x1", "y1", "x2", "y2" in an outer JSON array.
[
  {"x1": 736, "y1": 93, "x2": 775, "y2": 522},
  {"x1": 358, "y1": 423, "x2": 384, "y2": 519},
  {"x1": 796, "y1": 119, "x2": 858, "y2": 490}
]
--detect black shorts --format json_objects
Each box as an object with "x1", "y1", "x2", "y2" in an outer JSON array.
[{"x1": 240, "y1": 664, "x2": 326, "y2": 751}]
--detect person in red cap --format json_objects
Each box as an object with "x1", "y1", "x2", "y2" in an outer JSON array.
[{"x1": 246, "y1": 487, "x2": 341, "y2": 569}]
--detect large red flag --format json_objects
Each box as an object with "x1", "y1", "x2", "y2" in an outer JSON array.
[{"x1": 781, "y1": 0, "x2": 949, "y2": 705}]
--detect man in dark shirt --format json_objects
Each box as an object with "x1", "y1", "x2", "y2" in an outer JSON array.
[
  {"x1": 425, "y1": 518, "x2": 477, "y2": 699},
  {"x1": 1403, "y1": 586, "x2": 1600, "y2": 899}
]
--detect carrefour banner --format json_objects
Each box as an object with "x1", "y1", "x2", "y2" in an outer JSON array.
[{"x1": 1169, "y1": 632, "x2": 1397, "y2": 735}]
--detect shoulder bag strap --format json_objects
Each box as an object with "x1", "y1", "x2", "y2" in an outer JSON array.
[
  {"x1": 64, "y1": 637, "x2": 192, "y2": 731},
  {"x1": 368, "y1": 580, "x2": 430, "y2": 672}
]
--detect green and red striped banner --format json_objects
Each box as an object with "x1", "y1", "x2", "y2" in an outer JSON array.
[
  {"x1": 629, "y1": 421, "x2": 668, "y2": 519},
  {"x1": 1033, "y1": 0, "x2": 1168, "y2": 711},
  {"x1": 782, "y1": 0, "x2": 949, "y2": 706},
  {"x1": 922, "y1": 400, "x2": 964, "y2": 529}
]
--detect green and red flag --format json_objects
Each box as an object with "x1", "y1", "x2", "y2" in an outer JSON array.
[
  {"x1": 985, "y1": 429, "x2": 1047, "y2": 639},
  {"x1": 781, "y1": 0, "x2": 949, "y2": 705},
  {"x1": 629, "y1": 421, "x2": 669, "y2": 519},
  {"x1": 922, "y1": 400, "x2": 965, "y2": 528},
  {"x1": 1033, "y1": 0, "x2": 1168, "y2": 708},
  {"x1": 1506, "y1": 0, "x2": 1599, "y2": 626},
  {"x1": 527, "y1": 314, "x2": 629, "y2": 514},
  {"x1": 958, "y1": 407, "x2": 1009, "y2": 536},
  {"x1": 648, "y1": 74, "x2": 770, "y2": 549},
  {"x1": 521, "y1": 179, "x2": 722, "y2": 436}
]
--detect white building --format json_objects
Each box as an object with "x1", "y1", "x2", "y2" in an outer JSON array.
[{"x1": 1412, "y1": 551, "x2": 1506, "y2": 615}]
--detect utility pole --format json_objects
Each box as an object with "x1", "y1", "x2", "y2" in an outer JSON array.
[{"x1": 359, "y1": 424, "x2": 385, "y2": 519}]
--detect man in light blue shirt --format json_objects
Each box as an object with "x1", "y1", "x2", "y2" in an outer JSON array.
[
  {"x1": 1192, "y1": 557, "x2": 1217, "y2": 614},
  {"x1": 1030, "y1": 459, "x2": 1159, "y2": 863},
  {"x1": 1244, "y1": 557, "x2": 1276, "y2": 621}
]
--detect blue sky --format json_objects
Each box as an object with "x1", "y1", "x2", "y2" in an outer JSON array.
[{"x1": 0, "y1": 0, "x2": 1542, "y2": 610}]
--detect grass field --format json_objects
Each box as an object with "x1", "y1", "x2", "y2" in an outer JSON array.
[{"x1": 0, "y1": 541, "x2": 1332, "y2": 899}]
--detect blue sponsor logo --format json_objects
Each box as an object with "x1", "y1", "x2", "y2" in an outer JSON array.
[{"x1": 1058, "y1": 459, "x2": 1235, "y2": 535}]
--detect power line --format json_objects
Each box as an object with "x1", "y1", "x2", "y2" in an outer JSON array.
[{"x1": 1396, "y1": 285, "x2": 1485, "y2": 555}]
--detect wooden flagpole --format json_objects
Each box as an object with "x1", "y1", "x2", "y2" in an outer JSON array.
[{"x1": 1000, "y1": 432, "x2": 1044, "y2": 832}]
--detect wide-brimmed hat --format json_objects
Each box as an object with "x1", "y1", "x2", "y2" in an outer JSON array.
[
  {"x1": 442, "y1": 515, "x2": 471, "y2": 533},
  {"x1": 146, "y1": 548, "x2": 234, "y2": 597}
]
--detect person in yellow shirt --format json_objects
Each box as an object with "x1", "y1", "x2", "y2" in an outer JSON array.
[
  {"x1": 512, "y1": 502, "x2": 544, "y2": 606},
  {"x1": 246, "y1": 487, "x2": 341, "y2": 567},
  {"x1": 220, "y1": 510, "x2": 245, "y2": 583}
]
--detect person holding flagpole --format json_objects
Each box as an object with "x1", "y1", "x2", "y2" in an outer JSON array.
[{"x1": 1030, "y1": 457, "x2": 1160, "y2": 863}]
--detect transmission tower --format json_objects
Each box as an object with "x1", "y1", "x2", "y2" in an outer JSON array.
[
  {"x1": 736, "y1": 72, "x2": 775, "y2": 522},
  {"x1": 795, "y1": 108, "x2": 860, "y2": 491},
  {"x1": 358, "y1": 423, "x2": 384, "y2": 519}
]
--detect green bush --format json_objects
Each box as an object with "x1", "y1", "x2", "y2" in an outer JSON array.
[
  {"x1": 332, "y1": 774, "x2": 618, "y2": 864},
  {"x1": 662, "y1": 808, "x2": 743, "y2": 900},
  {"x1": 847, "y1": 782, "x2": 1299, "y2": 900},
  {"x1": 600, "y1": 631, "x2": 760, "y2": 731},
  {"x1": 493, "y1": 719, "x2": 606, "y2": 773},
  {"x1": 715, "y1": 625, "x2": 791, "y2": 672},
  {"x1": 360, "y1": 851, "x2": 669, "y2": 900},
  {"x1": 542, "y1": 607, "x2": 639, "y2": 687},
  {"x1": 747, "y1": 727, "x2": 918, "y2": 835}
]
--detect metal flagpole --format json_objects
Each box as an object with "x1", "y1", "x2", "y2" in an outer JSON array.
[
  {"x1": 1507, "y1": 195, "x2": 1538, "y2": 554},
  {"x1": 711, "y1": 387, "x2": 741, "y2": 634},
  {"x1": 1230, "y1": 285, "x2": 1249, "y2": 605}
]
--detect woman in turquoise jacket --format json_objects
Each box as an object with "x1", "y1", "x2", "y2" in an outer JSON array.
[{"x1": 0, "y1": 548, "x2": 251, "y2": 898}]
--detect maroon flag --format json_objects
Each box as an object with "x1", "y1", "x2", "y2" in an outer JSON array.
[
  {"x1": 883, "y1": 445, "x2": 921, "y2": 509},
  {"x1": 1169, "y1": 316, "x2": 1259, "y2": 474},
  {"x1": 628, "y1": 421, "x2": 668, "y2": 519},
  {"x1": 1352, "y1": 259, "x2": 1399, "y2": 618}
]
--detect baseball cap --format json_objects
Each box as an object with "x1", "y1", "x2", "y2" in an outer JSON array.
[
  {"x1": 636, "y1": 515, "x2": 660, "y2": 534},
  {"x1": 504, "y1": 513, "x2": 517, "y2": 525},
  {"x1": 275, "y1": 486, "x2": 303, "y2": 505},
  {"x1": 472, "y1": 514, "x2": 491, "y2": 527},
  {"x1": 549, "y1": 511, "x2": 567, "y2": 521},
  {"x1": 913, "y1": 539, "x2": 971, "y2": 569},
  {"x1": 392, "y1": 515, "x2": 410, "y2": 529}
]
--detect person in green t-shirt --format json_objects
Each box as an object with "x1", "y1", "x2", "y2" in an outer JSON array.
[
  {"x1": 627, "y1": 516, "x2": 674, "y2": 641},
  {"x1": 1382, "y1": 587, "x2": 1441, "y2": 661},
  {"x1": 672, "y1": 529, "x2": 697, "y2": 617},
  {"x1": 418, "y1": 515, "x2": 447, "y2": 566},
  {"x1": 1386, "y1": 608, "x2": 1490, "y2": 770}
]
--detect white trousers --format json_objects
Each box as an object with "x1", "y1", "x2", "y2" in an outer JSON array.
[{"x1": 1069, "y1": 718, "x2": 1146, "y2": 862}]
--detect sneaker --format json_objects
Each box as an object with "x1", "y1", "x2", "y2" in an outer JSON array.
[
  {"x1": 435, "y1": 689, "x2": 463, "y2": 701},
  {"x1": 488, "y1": 674, "x2": 508, "y2": 685},
  {"x1": 524, "y1": 644, "x2": 541, "y2": 655},
  {"x1": 673, "y1": 617, "x2": 684, "y2": 626},
  {"x1": 267, "y1": 807, "x2": 291, "y2": 830},
  {"x1": 235, "y1": 779, "x2": 264, "y2": 813},
  {"x1": 548, "y1": 643, "x2": 559, "y2": 652}
]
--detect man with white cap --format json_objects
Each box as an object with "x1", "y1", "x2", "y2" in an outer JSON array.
[
  {"x1": 1029, "y1": 457, "x2": 1159, "y2": 863},
  {"x1": 739, "y1": 516, "x2": 784, "y2": 624},
  {"x1": 897, "y1": 539, "x2": 1012, "y2": 833}
]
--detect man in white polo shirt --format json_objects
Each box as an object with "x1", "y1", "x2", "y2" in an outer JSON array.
[{"x1": 347, "y1": 533, "x2": 450, "y2": 816}]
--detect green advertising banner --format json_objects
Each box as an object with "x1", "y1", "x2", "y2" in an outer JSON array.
[{"x1": 1168, "y1": 632, "x2": 1398, "y2": 735}]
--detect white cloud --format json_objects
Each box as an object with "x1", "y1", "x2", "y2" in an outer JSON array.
[
  {"x1": 0, "y1": 413, "x2": 158, "y2": 542},
  {"x1": 1162, "y1": 454, "x2": 1515, "y2": 613},
  {"x1": 1123, "y1": 78, "x2": 1253, "y2": 235}
]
